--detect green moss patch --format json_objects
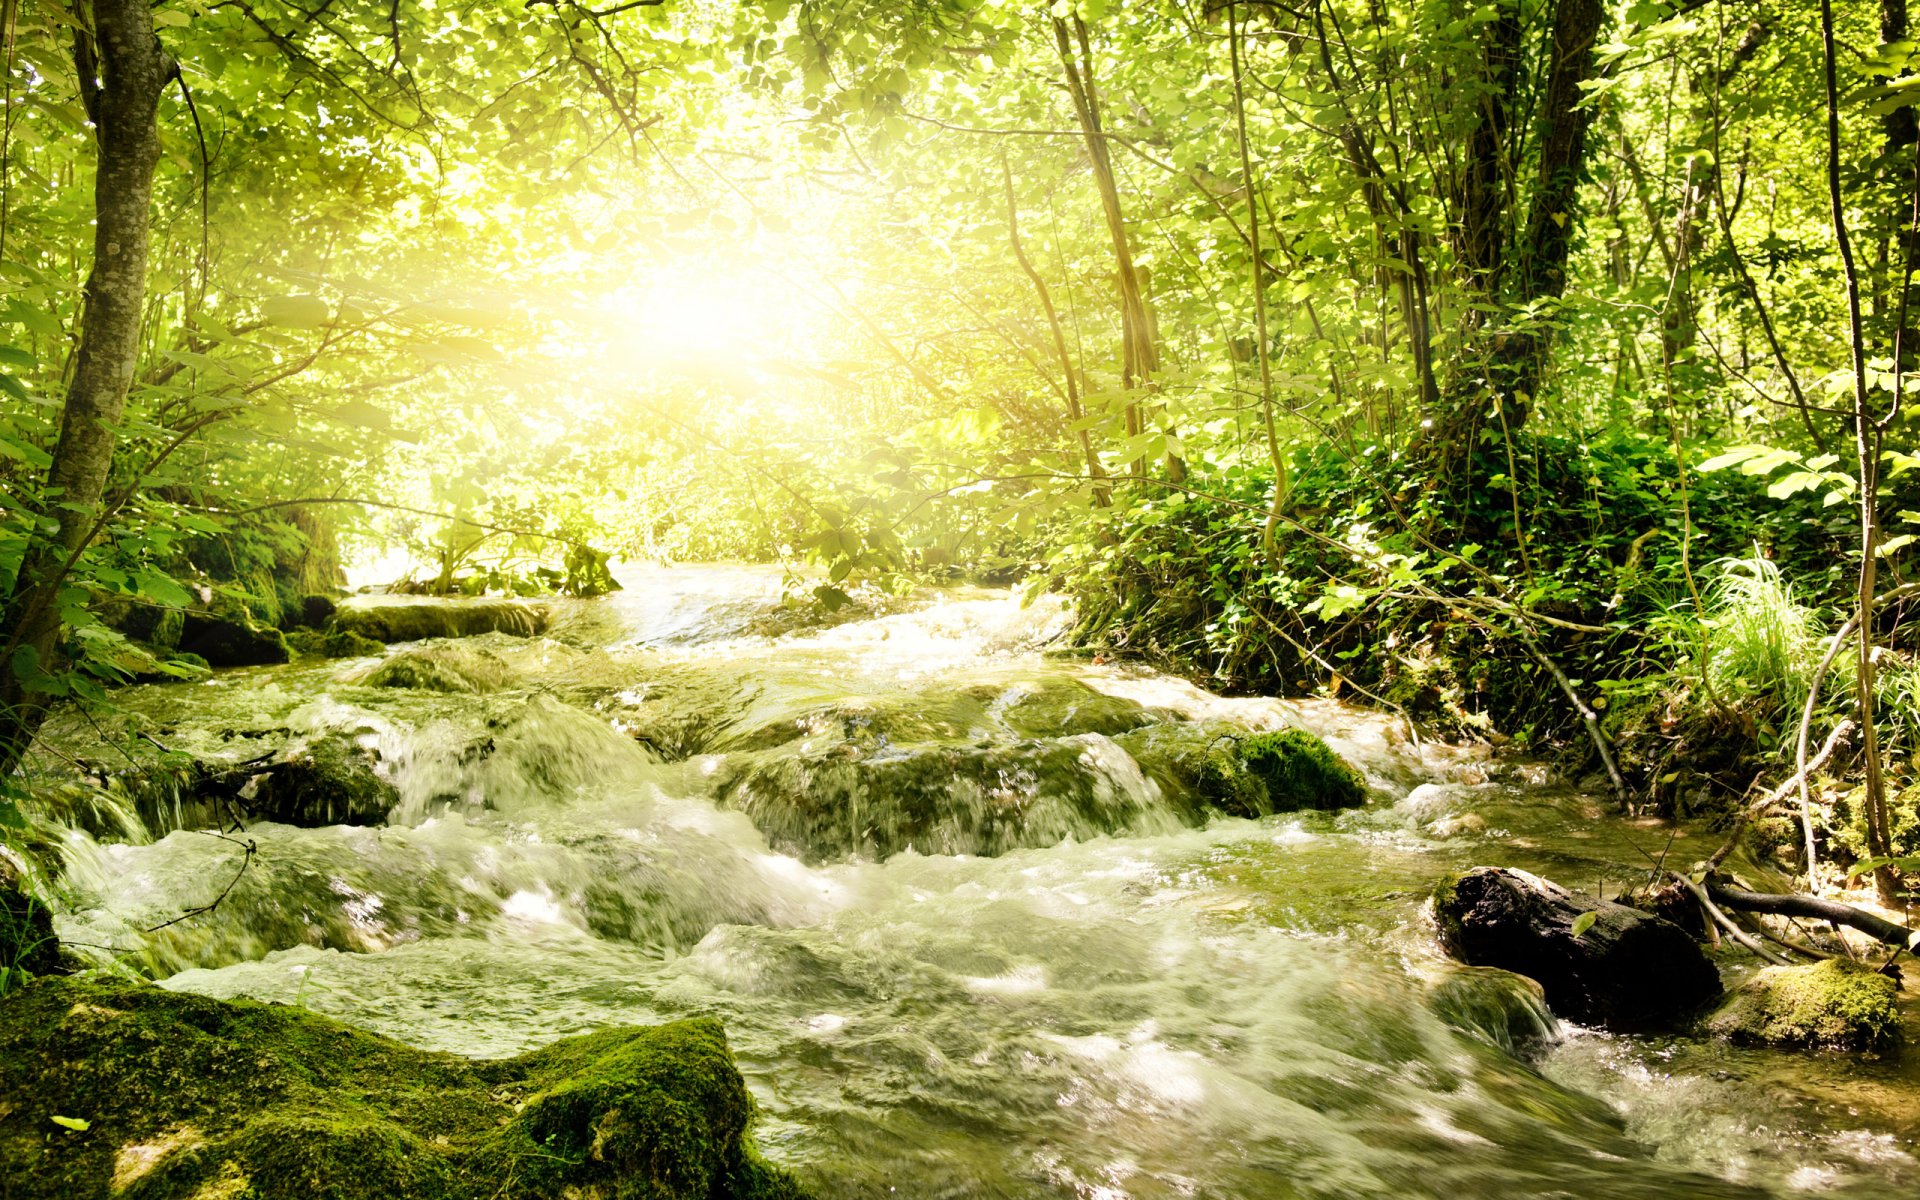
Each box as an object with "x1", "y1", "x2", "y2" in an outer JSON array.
[
  {"x1": 0, "y1": 978, "x2": 809, "y2": 1200},
  {"x1": 1238, "y1": 729, "x2": 1369, "y2": 812},
  {"x1": 1705, "y1": 958, "x2": 1902, "y2": 1052}
]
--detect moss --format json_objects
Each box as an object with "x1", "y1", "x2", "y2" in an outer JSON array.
[
  {"x1": 1705, "y1": 958, "x2": 1902, "y2": 1052},
  {"x1": 362, "y1": 644, "x2": 515, "y2": 693},
  {"x1": 988, "y1": 679, "x2": 1156, "y2": 738},
  {"x1": 1113, "y1": 724, "x2": 1366, "y2": 817},
  {"x1": 333, "y1": 600, "x2": 549, "y2": 643},
  {"x1": 1237, "y1": 729, "x2": 1369, "y2": 811},
  {"x1": 0, "y1": 978, "x2": 809, "y2": 1200}
]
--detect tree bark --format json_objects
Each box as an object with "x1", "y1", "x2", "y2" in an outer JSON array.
[
  {"x1": 1419, "y1": 0, "x2": 1604, "y2": 488},
  {"x1": 1050, "y1": 15, "x2": 1184, "y2": 482},
  {"x1": 0, "y1": 0, "x2": 169, "y2": 779}
]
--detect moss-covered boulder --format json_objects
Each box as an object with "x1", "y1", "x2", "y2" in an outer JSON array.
[
  {"x1": 282, "y1": 593, "x2": 339, "y2": 631},
  {"x1": 1433, "y1": 866, "x2": 1721, "y2": 1031},
  {"x1": 1116, "y1": 725, "x2": 1367, "y2": 818},
  {"x1": 177, "y1": 612, "x2": 292, "y2": 668},
  {"x1": 1115, "y1": 723, "x2": 1268, "y2": 817},
  {"x1": 1705, "y1": 958, "x2": 1902, "y2": 1052},
  {"x1": 237, "y1": 736, "x2": 400, "y2": 827},
  {"x1": 121, "y1": 736, "x2": 400, "y2": 832},
  {"x1": 362, "y1": 644, "x2": 515, "y2": 694},
  {"x1": 287, "y1": 627, "x2": 387, "y2": 659},
  {"x1": 334, "y1": 599, "x2": 549, "y2": 643},
  {"x1": 1, "y1": 853, "x2": 61, "y2": 982},
  {"x1": 0, "y1": 978, "x2": 808, "y2": 1200},
  {"x1": 1239, "y1": 729, "x2": 1368, "y2": 810}
]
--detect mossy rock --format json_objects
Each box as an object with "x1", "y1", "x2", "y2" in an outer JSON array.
[
  {"x1": 715, "y1": 692, "x2": 993, "y2": 754},
  {"x1": 239, "y1": 735, "x2": 400, "y2": 827},
  {"x1": 1114, "y1": 723, "x2": 1268, "y2": 817},
  {"x1": 281, "y1": 593, "x2": 339, "y2": 631},
  {"x1": 1112, "y1": 724, "x2": 1366, "y2": 817},
  {"x1": 176, "y1": 612, "x2": 292, "y2": 668},
  {"x1": 0, "y1": 978, "x2": 810, "y2": 1200},
  {"x1": 1238, "y1": 729, "x2": 1368, "y2": 811},
  {"x1": 1705, "y1": 958, "x2": 1902, "y2": 1052},
  {"x1": 721, "y1": 736, "x2": 1182, "y2": 863},
  {"x1": 334, "y1": 599, "x2": 549, "y2": 643},
  {"x1": 362, "y1": 644, "x2": 515, "y2": 694},
  {"x1": 287, "y1": 628, "x2": 387, "y2": 659}
]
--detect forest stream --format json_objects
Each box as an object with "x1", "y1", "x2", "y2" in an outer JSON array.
[{"x1": 22, "y1": 565, "x2": 1920, "y2": 1199}]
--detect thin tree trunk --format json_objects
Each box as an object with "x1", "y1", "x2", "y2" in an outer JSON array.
[
  {"x1": 0, "y1": 0, "x2": 169, "y2": 779},
  {"x1": 1822, "y1": 0, "x2": 1898, "y2": 901},
  {"x1": 1050, "y1": 15, "x2": 1183, "y2": 482},
  {"x1": 1002, "y1": 157, "x2": 1109, "y2": 507}
]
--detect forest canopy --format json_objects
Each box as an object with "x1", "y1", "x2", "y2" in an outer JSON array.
[{"x1": 1, "y1": 0, "x2": 1917, "y2": 888}]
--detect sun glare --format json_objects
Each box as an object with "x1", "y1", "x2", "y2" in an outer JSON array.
[{"x1": 596, "y1": 262, "x2": 808, "y2": 369}]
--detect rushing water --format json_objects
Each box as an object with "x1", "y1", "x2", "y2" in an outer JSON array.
[{"x1": 25, "y1": 565, "x2": 1920, "y2": 1198}]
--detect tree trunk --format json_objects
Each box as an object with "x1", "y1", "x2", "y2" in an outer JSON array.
[
  {"x1": 1420, "y1": 0, "x2": 1604, "y2": 488},
  {"x1": 1050, "y1": 15, "x2": 1184, "y2": 482},
  {"x1": 1663, "y1": 20, "x2": 1772, "y2": 373},
  {"x1": 0, "y1": 0, "x2": 168, "y2": 780}
]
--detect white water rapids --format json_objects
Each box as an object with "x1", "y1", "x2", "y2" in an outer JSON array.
[{"x1": 23, "y1": 565, "x2": 1920, "y2": 1198}]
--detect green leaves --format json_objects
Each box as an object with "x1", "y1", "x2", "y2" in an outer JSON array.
[
  {"x1": 259, "y1": 295, "x2": 333, "y2": 329},
  {"x1": 1569, "y1": 910, "x2": 1598, "y2": 939}
]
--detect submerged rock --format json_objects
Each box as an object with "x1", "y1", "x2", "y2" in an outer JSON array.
[
  {"x1": 334, "y1": 599, "x2": 548, "y2": 643},
  {"x1": 0, "y1": 978, "x2": 809, "y2": 1200},
  {"x1": 1706, "y1": 958, "x2": 1902, "y2": 1052},
  {"x1": 1, "y1": 852, "x2": 62, "y2": 981},
  {"x1": 362, "y1": 644, "x2": 514, "y2": 694},
  {"x1": 1432, "y1": 866, "x2": 1720, "y2": 1030},
  {"x1": 720, "y1": 735, "x2": 1185, "y2": 863}
]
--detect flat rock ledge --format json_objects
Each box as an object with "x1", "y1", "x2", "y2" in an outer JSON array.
[
  {"x1": 1433, "y1": 866, "x2": 1721, "y2": 1031},
  {"x1": 333, "y1": 598, "x2": 549, "y2": 643},
  {"x1": 0, "y1": 978, "x2": 809, "y2": 1200}
]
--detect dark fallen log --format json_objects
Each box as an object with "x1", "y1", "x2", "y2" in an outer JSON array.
[
  {"x1": 1707, "y1": 882, "x2": 1920, "y2": 953},
  {"x1": 1433, "y1": 867, "x2": 1721, "y2": 1030}
]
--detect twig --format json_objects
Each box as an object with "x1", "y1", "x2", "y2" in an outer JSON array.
[
  {"x1": 142, "y1": 833, "x2": 255, "y2": 933},
  {"x1": 1673, "y1": 872, "x2": 1789, "y2": 964}
]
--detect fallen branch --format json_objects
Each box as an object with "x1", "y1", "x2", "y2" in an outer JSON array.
[
  {"x1": 1673, "y1": 872, "x2": 1789, "y2": 964},
  {"x1": 1706, "y1": 881, "x2": 1920, "y2": 953}
]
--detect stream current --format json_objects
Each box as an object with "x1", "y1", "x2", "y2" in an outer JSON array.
[{"x1": 26, "y1": 565, "x2": 1920, "y2": 1198}]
